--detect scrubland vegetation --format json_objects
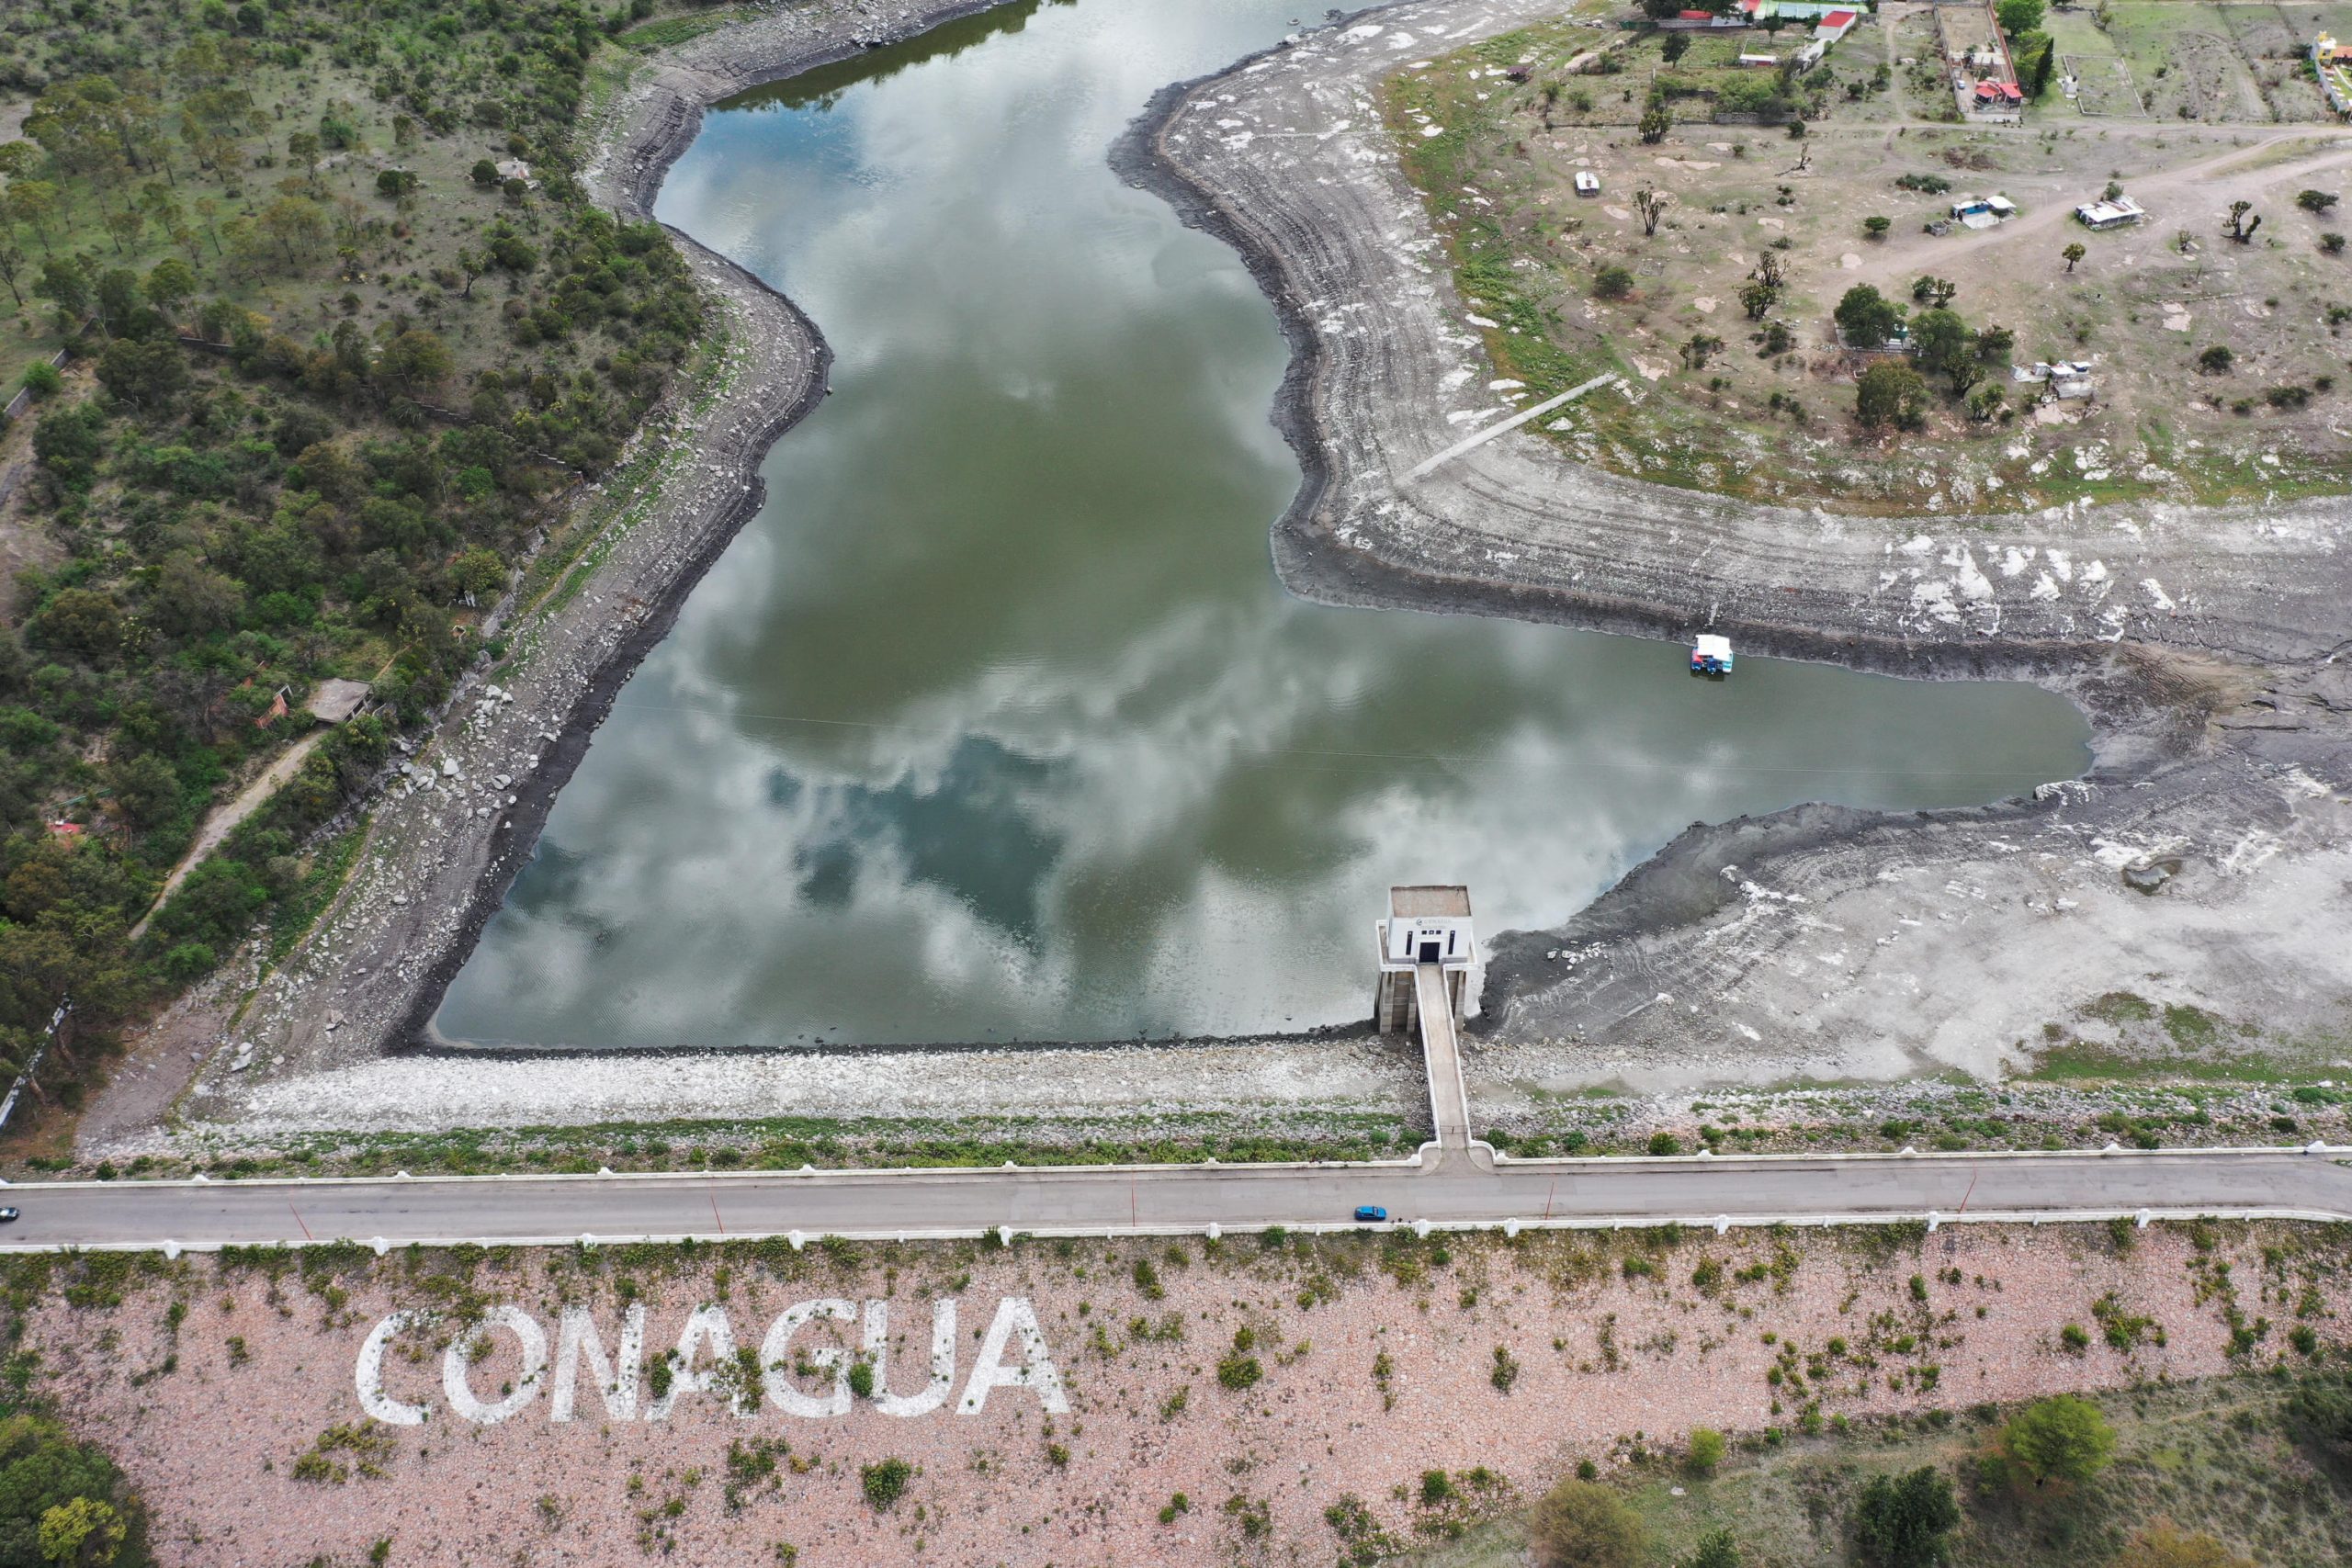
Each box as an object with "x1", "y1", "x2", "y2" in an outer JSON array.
[{"x1": 0, "y1": 0, "x2": 732, "y2": 1122}]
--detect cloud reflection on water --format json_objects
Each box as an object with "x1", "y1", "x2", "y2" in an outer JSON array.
[{"x1": 433, "y1": 0, "x2": 2087, "y2": 1048}]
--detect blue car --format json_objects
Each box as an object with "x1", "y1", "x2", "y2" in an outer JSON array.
[{"x1": 1353, "y1": 1205, "x2": 1387, "y2": 1224}]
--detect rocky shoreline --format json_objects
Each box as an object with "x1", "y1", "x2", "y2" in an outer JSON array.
[{"x1": 1123, "y1": 0, "x2": 2352, "y2": 1077}]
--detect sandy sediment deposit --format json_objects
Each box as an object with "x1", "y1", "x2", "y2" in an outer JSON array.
[{"x1": 28, "y1": 1224, "x2": 2344, "y2": 1566}]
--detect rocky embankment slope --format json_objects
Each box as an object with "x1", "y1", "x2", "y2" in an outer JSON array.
[{"x1": 1129, "y1": 0, "x2": 2352, "y2": 1077}]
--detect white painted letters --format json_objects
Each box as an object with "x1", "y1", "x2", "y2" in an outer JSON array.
[
  {"x1": 957, "y1": 1297, "x2": 1069, "y2": 1416},
  {"x1": 354, "y1": 1310, "x2": 429, "y2": 1427},
  {"x1": 866, "y1": 1298, "x2": 956, "y2": 1418},
  {"x1": 643, "y1": 1305, "x2": 752, "y2": 1421},
  {"x1": 551, "y1": 1303, "x2": 646, "y2": 1424},
  {"x1": 358, "y1": 1296, "x2": 1062, "y2": 1424},
  {"x1": 442, "y1": 1305, "x2": 548, "y2": 1426},
  {"x1": 760, "y1": 1298, "x2": 856, "y2": 1418}
]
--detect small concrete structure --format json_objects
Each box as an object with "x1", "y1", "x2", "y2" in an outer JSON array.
[
  {"x1": 1375, "y1": 886, "x2": 1474, "y2": 1034},
  {"x1": 306, "y1": 679, "x2": 374, "y2": 724},
  {"x1": 2013, "y1": 360, "x2": 2097, "y2": 400},
  {"x1": 2314, "y1": 34, "x2": 2352, "y2": 118},
  {"x1": 1949, "y1": 195, "x2": 2017, "y2": 230},
  {"x1": 1574, "y1": 169, "x2": 1600, "y2": 197},
  {"x1": 2075, "y1": 195, "x2": 2144, "y2": 231}
]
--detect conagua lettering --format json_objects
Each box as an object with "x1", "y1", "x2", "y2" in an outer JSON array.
[{"x1": 355, "y1": 1298, "x2": 1066, "y2": 1425}]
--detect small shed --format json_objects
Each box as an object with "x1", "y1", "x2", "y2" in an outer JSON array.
[
  {"x1": 2074, "y1": 195, "x2": 2144, "y2": 230},
  {"x1": 1815, "y1": 9, "x2": 1860, "y2": 41},
  {"x1": 306, "y1": 679, "x2": 374, "y2": 725},
  {"x1": 1574, "y1": 169, "x2": 1600, "y2": 197}
]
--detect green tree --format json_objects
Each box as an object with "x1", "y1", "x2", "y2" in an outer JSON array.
[
  {"x1": 1682, "y1": 1529, "x2": 1740, "y2": 1568},
  {"x1": 1862, "y1": 214, "x2": 1892, "y2": 242},
  {"x1": 2062, "y1": 242, "x2": 2086, "y2": 271},
  {"x1": 374, "y1": 330, "x2": 455, "y2": 396},
  {"x1": 30, "y1": 402, "x2": 106, "y2": 484},
  {"x1": 37, "y1": 1495, "x2": 126, "y2": 1566},
  {"x1": 859, "y1": 1458, "x2": 912, "y2": 1511},
  {"x1": 1852, "y1": 1467, "x2": 1958, "y2": 1568},
  {"x1": 256, "y1": 196, "x2": 328, "y2": 269},
  {"x1": 1910, "y1": 307, "x2": 1975, "y2": 389},
  {"x1": 2284, "y1": 1371, "x2": 2352, "y2": 1473},
  {"x1": 2, "y1": 181, "x2": 62, "y2": 250},
  {"x1": 1996, "y1": 0, "x2": 2044, "y2": 36},
  {"x1": 29, "y1": 590, "x2": 125, "y2": 660},
  {"x1": 105, "y1": 753, "x2": 185, "y2": 831},
  {"x1": 2002, "y1": 1394, "x2": 2115, "y2": 1487},
  {"x1": 1856, "y1": 362, "x2": 1930, "y2": 431},
  {"x1": 1833, "y1": 284, "x2": 1902, "y2": 347},
  {"x1": 0, "y1": 1415, "x2": 141, "y2": 1568},
  {"x1": 143, "y1": 258, "x2": 198, "y2": 322},
  {"x1": 2029, "y1": 39, "x2": 2055, "y2": 98},
  {"x1": 92, "y1": 269, "x2": 142, "y2": 335},
  {"x1": 1528, "y1": 1479, "x2": 1644, "y2": 1568},
  {"x1": 95, "y1": 339, "x2": 188, "y2": 407},
  {"x1": 2297, "y1": 188, "x2": 2338, "y2": 215},
  {"x1": 1595, "y1": 264, "x2": 1635, "y2": 301},
  {"x1": 1687, "y1": 1428, "x2": 1726, "y2": 1475},
  {"x1": 1662, "y1": 33, "x2": 1690, "y2": 65},
  {"x1": 148, "y1": 553, "x2": 244, "y2": 638},
  {"x1": 33, "y1": 258, "x2": 89, "y2": 324},
  {"x1": 1638, "y1": 102, "x2": 1670, "y2": 144}
]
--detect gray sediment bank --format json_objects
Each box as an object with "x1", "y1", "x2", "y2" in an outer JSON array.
[{"x1": 1120, "y1": 0, "x2": 2352, "y2": 1071}]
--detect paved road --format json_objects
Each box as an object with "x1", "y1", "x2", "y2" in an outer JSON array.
[{"x1": 2, "y1": 1148, "x2": 2346, "y2": 1251}]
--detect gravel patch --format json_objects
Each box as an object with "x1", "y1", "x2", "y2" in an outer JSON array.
[{"x1": 26, "y1": 1223, "x2": 2345, "y2": 1565}]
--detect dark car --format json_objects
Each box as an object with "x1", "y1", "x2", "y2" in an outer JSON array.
[
  {"x1": 1352, "y1": 1205, "x2": 1386, "y2": 1224},
  {"x1": 0, "y1": 1208, "x2": 18, "y2": 1224}
]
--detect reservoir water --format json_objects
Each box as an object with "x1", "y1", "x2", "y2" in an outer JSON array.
[{"x1": 433, "y1": 0, "x2": 2090, "y2": 1048}]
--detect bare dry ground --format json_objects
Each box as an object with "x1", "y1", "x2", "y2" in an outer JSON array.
[
  {"x1": 1385, "y1": 6, "x2": 2352, "y2": 513},
  {"x1": 17, "y1": 1221, "x2": 2348, "y2": 1565}
]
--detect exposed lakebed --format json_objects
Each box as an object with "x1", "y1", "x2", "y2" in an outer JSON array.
[{"x1": 433, "y1": 0, "x2": 2087, "y2": 1049}]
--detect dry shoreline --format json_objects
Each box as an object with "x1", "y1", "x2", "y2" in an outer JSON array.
[
  {"x1": 76, "y1": 0, "x2": 2352, "y2": 1155},
  {"x1": 1122, "y1": 0, "x2": 2352, "y2": 1068}
]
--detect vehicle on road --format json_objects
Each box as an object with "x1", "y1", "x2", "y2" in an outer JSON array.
[
  {"x1": 0, "y1": 1208, "x2": 19, "y2": 1224},
  {"x1": 1353, "y1": 1205, "x2": 1386, "y2": 1223}
]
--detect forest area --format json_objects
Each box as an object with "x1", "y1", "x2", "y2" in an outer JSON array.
[{"x1": 0, "y1": 0, "x2": 731, "y2": 1132}]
